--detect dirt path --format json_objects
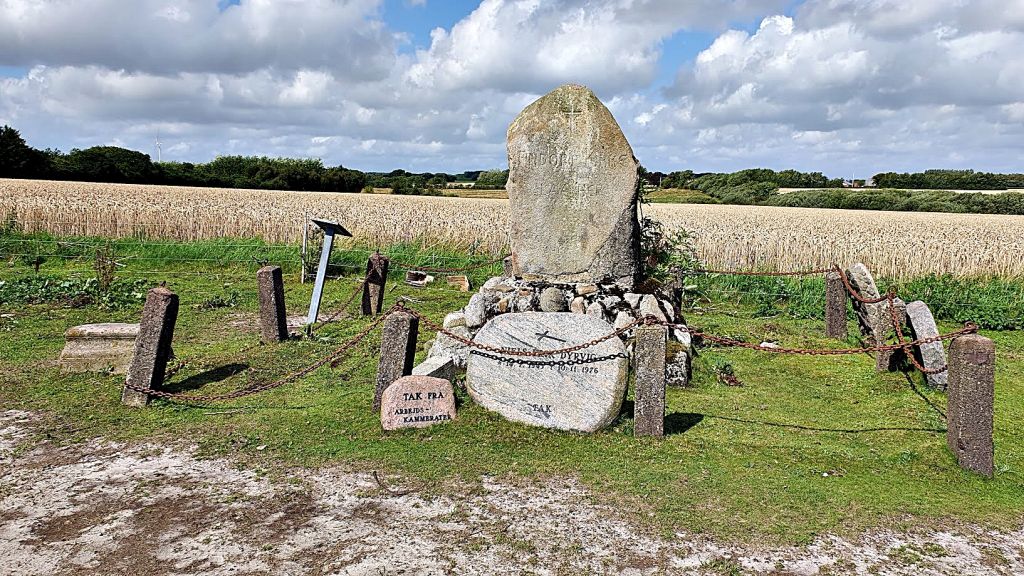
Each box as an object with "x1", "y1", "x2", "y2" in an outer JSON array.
[{"x1": 1, "y1": 410, "x2": 1021, "y2": 575}]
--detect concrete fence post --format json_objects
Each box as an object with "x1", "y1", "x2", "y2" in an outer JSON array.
[
  {"x1": 257, "y1": 265, "x2": 288, "y2": 343},
  {"x1": 825, "y1": 271, "x2": 848, "y2": 340},
  {"x1": 634, "y1": 325, "x2": 667, "y2": 438},
  {"x1": 362, "y1": 253, "x2": 389, "y2": 316},
  {"x1": 122, "y1": 287, "x2": 179, "y2": 407},
  {"x1": 947, "y1": 333, "x2": 996, "y2": 477},
  {"x1": 374, "y1": 311, "x2": 419, "y2": 411}
]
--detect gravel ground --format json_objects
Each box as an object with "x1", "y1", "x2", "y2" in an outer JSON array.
[{"x1": 2, "y1": 410, "x2": 1022, "y2": 576}]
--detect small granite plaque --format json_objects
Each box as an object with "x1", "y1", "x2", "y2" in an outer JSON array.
[
  {"x1": 465, "y1": 312, "x2": 628, "y2": 432},
  {"x1": 380, "y1": 376, "x2": 457, "y2": 430}
]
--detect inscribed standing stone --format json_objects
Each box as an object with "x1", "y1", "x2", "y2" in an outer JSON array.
[
  {"x1": 506, "y1": 84, "x2": 640, "y2": 289},
  {"x1": 466, "y1": 312, "x2": 628, "y2": 432},
  {"x1": 906, "y1": 301, "x2": 949, "y2": 389}
]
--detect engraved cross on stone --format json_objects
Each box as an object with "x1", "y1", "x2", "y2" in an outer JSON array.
[{"x1": 560, "y1": 102, "x2": 583, "y2": 131}]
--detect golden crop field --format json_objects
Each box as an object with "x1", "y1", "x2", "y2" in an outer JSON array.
[{"x1": 4, "y1": 178, "x2": 1024, "y2": 279}]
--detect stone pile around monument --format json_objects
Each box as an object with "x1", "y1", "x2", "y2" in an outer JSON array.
[{"x1": 418, "y1": 84, "x2": 690, "y2": 432}]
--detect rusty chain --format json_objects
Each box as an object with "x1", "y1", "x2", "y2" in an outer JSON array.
[
  {"x1": 885, "y1": 291, "x2": 949, "y2": 375},
  {"x1": 402, "y1": 304, "x2": 977, "y2": 358},
  {"x1": 692, "y1": 266, "x2": 832, "y2": 277},
  {"x1": 400, "y1": 302, "x2": 645, "y2": 357},
  {"x1": 676, "y1": 320, "x2": 977, "y2": 356},
  {"x1": 468, "y1": 349, "x2": 628, "y2": 367},
  {"x1": 128, "y1": 280, "x2": 977, "y2": 404},
  {"x1": 312, "y1": 275, "x2": 371, "y2": 330},
  {"x1": 831, "y1": 265, "x2": 950, "y2": 373},
  {"x1": 124, "y1": 303, "x2": 398, "y2": 403}
]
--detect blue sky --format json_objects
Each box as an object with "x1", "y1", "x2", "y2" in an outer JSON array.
[{"x1": 1, "y1": 0, "x2": 1022, "y2": 176}]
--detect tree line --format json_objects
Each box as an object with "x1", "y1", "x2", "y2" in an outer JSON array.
[
  {"x1": 872, "y1": 169, "x2": 1024, "y2": 190},
  {"x1": 0, "y1": 125, "x2": 367, "y2": 193}
]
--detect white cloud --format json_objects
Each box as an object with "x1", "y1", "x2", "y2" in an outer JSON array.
[
  {"x1": 0, "y1": 0, "x2": 395, "y2": 80},
  {"x1": 1, "y1": 0, "x2": 1023, "y2": 175},
  {"x1": 404, "y1": 0, "x2": 787, "y2": 95}
]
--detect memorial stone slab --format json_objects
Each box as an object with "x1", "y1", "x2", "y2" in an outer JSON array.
[
  {"x1": 60, "y1": 323, "x2": 140, "y2": 374},
  {"x1": 506, "y1": 84, "x2": 640, "y2": 289},
  {"x1": 906, "y1": 300, "x2": 949, "y2": 389},
  {"x1": 845, "y1": 263, "x2": 884, "y2": 339},
  {"x1": 380, "y1": 376, "x2": 457, "y2": 430},
  {"x1": 466, "y1": 312, "x2": 628, "y2": 432}
]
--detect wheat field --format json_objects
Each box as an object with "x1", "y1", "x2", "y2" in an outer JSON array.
[{"x1": 4, "y1": 178, "x2": 1024, "y2": 279}]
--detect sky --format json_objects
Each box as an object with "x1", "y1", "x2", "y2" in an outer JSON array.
[{"x1": 1, "y1": 0, "x2": 1023, "y2": 178}]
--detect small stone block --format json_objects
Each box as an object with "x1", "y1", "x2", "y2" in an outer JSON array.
[
  {"x1": 446, "y1": 275, "x2": 471, "y2": 292},
  {"x1": 59, "y1": 323, "x2": 139, "y2": 374},
  {"x1": 411, "y1": 356, "x2": 457, "y2": 381},
  {"x1": 257, "y1": 265, "x2": 288, "y2": 343},
  {"x1": 946, "y1": 334, "x2": 995, "y2": 477},
  {"x1": 824, "y1": 271, "x2": 848, "y2": 340},
  {"x1": 381, "y1": 376, "x2": 456, "y2": 430},
  {"x1": 362, "y1": 253, "x2": 389, "y2": 316},
  {"x1": 374, "y1": 311, "x2": 419, "y2": 411},
  {"x1": 634, "y1": 325, "x2": 667, "y2": 438},
  {"x1": 122, "y1": 287, "x2": 179, "y2": 408}
]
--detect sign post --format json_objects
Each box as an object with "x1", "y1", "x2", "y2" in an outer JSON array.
[{"x1": 306, "y1": 218, "x2": 352, "y2": 333}]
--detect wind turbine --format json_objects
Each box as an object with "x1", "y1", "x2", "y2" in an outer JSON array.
[{"x1": 155, "y1": 128, "x2": 163, "y2": 163}]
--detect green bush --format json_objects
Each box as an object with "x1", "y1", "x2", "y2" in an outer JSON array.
[{"x1": 0, "y1": 276, "x2": 149, "y2": 309}]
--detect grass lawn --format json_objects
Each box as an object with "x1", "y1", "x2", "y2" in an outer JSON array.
[{"x1": 1, "y1": 235, "x2": 1021, "y2": 546}]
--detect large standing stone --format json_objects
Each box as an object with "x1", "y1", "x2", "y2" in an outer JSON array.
[
  {"x1": 506, "y1": 84, "x2": 640, "y2": 289},
  {"x1": 906, "y1": 301, "x2": 949, "y2": 389},
  {"x1": 257, "y1": 265, "x2": 288, "y2": 343},
  {"x1": 374, "y1": 311, "x2": 419, "y2": 412},
  {"x1": 634, "y1": 325, "x2": 667, "y2": 438},
  {"x1": 380, "y1": 376, "x2": 457, "y2": 431},
  {"x1": 466, "y1": 312, "x2": 628, "y2": 432},
  {"x1": 122, "y1": 287, "x2": 179, "y2": 408},
  {"x1": 946, "y1": 334, "x2": 995, "y2": 477},
  {"x1": 60, "y1": 323, "x2": 139, "y2": 374}
]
